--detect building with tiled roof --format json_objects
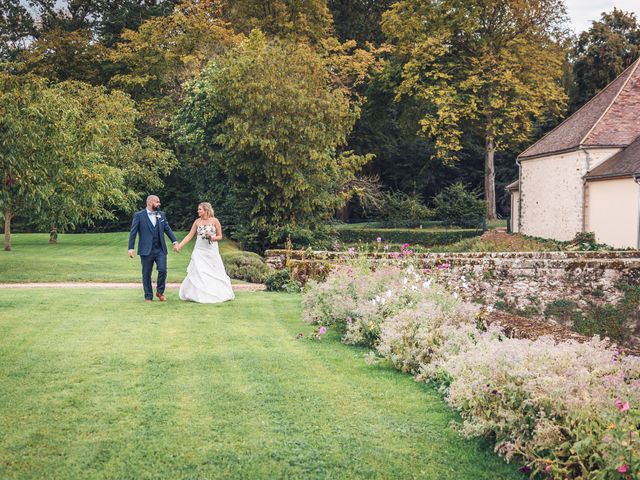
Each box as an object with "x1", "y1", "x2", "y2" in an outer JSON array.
[{"x1": 508, "y1": 57, "x2": 640, "y2": 249}]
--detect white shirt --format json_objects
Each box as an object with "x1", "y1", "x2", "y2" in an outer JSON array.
[{"x1": 146, "y1": 209, "x2": 158, "y2": 227}]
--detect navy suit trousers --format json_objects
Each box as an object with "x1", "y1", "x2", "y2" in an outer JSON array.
[{"x1": 140, "y1": 247, "x2": 167, "y2": 299}]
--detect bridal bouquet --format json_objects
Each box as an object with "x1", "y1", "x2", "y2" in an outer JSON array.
[{"x1": 197, "y1": 225, "x2": 216, "y2": 244}]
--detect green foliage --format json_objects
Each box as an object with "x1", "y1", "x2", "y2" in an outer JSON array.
[
  {"x1": 376, "y1": 191, "x2": 434, "y2": 228},
  {"x1": 16, "y1": 28, "x2": 108, "y2": 84},
  {"x1": 337, "y1": 227, "x2": 481, "y2": 246},
  {"x1": 224, "y1": 251, "x2": 272, "y2": 283},
  {"x1": 433, "y1": 183, "x2": 486, "y2": 228},
  {"x1": 265, "y1": 269, "x2": 302, "y2": 292},
  {"x1": 0, "y1": 75, "x2": 176, "y2": 248},
  {"x1": 223, "y1": 0, "x2": 334, "y2": 45},
  {"x1": 571, "y1": 8, "x2": 640, "y2": 111},
  {"x1": 573, "y1": 305, "x2": 632, "y2": 344},
  {"x1": 174, "y1": 31, "x2": 369, "y2": 251},
  {"x1": 0, "y1": 0, "x2": 35, "y2": 62},
  {"x1": 108, "y1": 0, "x2": 242, "y2": 136},
  {"x1": 544, "y1": 299, "x2": 581, "y2": 325},
  {"x1": 265, "y1": 269, "x2": 292, "y2": 291},
  {"x1": 328, "y1": 0, "x2": 394, "y2": 44},
  {"x1": 565, "y1": 231, "x2": 613, "y2": 251}
]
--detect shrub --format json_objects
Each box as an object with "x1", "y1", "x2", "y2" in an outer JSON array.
[
  {"x1": 376, "y1": 191, "x2": 435, "y2": 228},
  {"x1": 433, "y1": 183, "x2": 486, "y2": 228},
  {"x1": 265, "y1": 270, "x2": 292, "y2": 292},
  {"x1": 264, "y1": 269, "x2": 302, "y2": 293},
  {"x1": 224, "y1": 252, "x2": 272, "y2": 283},
  {"x1": 337, "y1": 227, "x2": 481, "y2": 246}
]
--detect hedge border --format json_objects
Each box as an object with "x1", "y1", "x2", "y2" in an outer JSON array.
[{"x1": 337, "y1": 227, "x2": 482, "y2": 246}]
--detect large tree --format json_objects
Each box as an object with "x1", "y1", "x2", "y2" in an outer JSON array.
[
  {"x1": 571, "y1": 8, "x2": 640, "y2": 111},
  {"x1": 0, "y1": 75, "x2": 175, "y2": 250},
  {"x1": 382, "y1": 0, "x2": 568, "y2": 219},
  {"x1": 174, "y1": 31, "x2": 370, "y2": 250}
]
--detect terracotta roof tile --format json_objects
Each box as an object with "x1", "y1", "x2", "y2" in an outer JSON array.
[
  {"x1": 585, "y1": 135, "x2": 640, "y2": 179},
  {"x1": 519, "y1": 58, "x2": 640, "y2": 159}
]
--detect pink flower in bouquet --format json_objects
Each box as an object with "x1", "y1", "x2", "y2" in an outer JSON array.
[
  {"x1": 617, "y1": 464, "x2": 628, "y2": 473},
  {"x1": 348, "y1": 247, "x2": 355, "y2": 256},
  {"x1": 318, "y1": 326, "x2": 327, "y2": 335},
  {"x1": 615, "y1": 399, "x2": 630, "y2": 412},
  {"x1": 383, "y1": 244, "x2": 389, "y2": 251},
  {"x1": 390, "y1": 252, "x2": 400, "y2": 259}
]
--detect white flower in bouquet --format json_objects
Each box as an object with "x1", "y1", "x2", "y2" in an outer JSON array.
[{"x1": 197, "y1": 224, "x2": 216, "y2": 244}]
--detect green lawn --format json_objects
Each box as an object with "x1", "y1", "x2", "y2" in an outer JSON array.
[
  {"x1": 0, "y1": 232, "x2": 241, "y2": 283},
  {"x1": 0, "y1": 289, "x2": 520, "y2": 479}
]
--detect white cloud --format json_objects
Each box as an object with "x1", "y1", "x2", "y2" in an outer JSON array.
[{"x1": 565, "y1": 0, "x2": 640, "y2": 34}]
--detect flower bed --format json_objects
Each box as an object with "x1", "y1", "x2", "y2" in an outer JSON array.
[{"x1": 303, "y1": 257, "x2": 640, "y2": 478}]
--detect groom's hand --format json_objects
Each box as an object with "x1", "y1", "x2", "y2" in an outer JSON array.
[
  {"x1": 173, "y1": 244, "x2": 180, "y2": 253},
  {"x1": 128, "y1": 249, "x2": 135, "y2": 258}
]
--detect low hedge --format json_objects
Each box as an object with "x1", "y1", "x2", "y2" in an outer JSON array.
[
  {"x1": 337, "y1": 227, "x2": 482, "y2": 246},
  {"x1": 223, "y1": 251, "x2": 272, "y2": 283}
]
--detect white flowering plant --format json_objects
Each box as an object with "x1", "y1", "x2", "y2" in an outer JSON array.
[{"x1": 302, "y1": 251, "x2": 640, "y2": 478}]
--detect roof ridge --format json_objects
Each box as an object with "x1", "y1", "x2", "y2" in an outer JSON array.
[
  {"x1": 580, "y1": 58, "x2": 640, "y2": 145},
  {"x1": 518, "y1": 57, "x2": 640, "y2": 159}
]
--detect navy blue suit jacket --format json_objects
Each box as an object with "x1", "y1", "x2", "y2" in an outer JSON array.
[{"x1": 128, "y1": 209, "x2": 178, "y2": 256}]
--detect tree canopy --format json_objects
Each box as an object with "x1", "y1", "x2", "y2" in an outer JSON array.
[
  {"x1": 571, "y1": 8, "x2": 640, "y2": 111},
  {"x1": 0, "y1": 75, "x2": 175, "y2": 250}
]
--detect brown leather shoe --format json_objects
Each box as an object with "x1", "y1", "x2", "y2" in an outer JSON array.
[{"x1": 155, "y1": 293, "x2": 167, "y2": 302}]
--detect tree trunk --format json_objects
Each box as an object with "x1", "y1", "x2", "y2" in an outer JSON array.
[
  {"x1": 335, "y1": 203, "x2": 349, "y2": 222},
  {"x1": 49, "y1": 227, "x2": 58, "y2": 244},
  {"x1": 4, "y1": 209, "x2": 12, "y2": 251},
  {"x1": 484, "y1": 135, "x2": 497, "y2": 221}
]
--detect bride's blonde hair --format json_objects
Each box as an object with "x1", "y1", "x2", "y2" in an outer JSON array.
[{"x1": 199, "y1": 202, "x2": 214, "y2": 219}]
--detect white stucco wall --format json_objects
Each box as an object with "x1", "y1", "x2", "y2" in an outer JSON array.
[
  {"x1": 585, "y1": 178, "x2": 639, "y2": 249},
  {"x1": 519, "y1": 148, "x2": 621, "y2": 241},
  {"x1": 510, "y1": 190, "x2": 520, "y2": 233}
]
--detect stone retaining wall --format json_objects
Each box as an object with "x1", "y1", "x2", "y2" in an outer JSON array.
[{"x1": 265, "y1": 249, "x2": 640, "y2": 344}]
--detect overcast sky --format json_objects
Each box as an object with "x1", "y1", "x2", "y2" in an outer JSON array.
[{"x1": 565, "y1": 0, "x2": 640, "y2": 33}]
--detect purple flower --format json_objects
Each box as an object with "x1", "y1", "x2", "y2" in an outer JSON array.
[
  {"x1": 348, "y1": 247, "x2": 355, "y2": 256},
  {"x1": 376, "y1": 237, "x2": 382, "y2": 243},
  {"x1": 383, "y1": 244, "x2": 389, "y2": 251},
  {"x1": 519, "y1": 465, "x2": 532, "y2": 474},
  {"x1": 318, "y1": 326, "x2": 327, "y2": 335},
  {"x1": 346, "y1": 316, "x2": 352, "y2": 324}
]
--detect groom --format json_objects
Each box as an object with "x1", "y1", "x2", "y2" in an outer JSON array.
[{"x1": 128, "y1": 195, "x2": 179, "y2": 302}]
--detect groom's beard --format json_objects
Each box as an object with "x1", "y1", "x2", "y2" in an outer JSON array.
[{"x1": 152, "y1": 205, "x2": 160, "y2": 211}]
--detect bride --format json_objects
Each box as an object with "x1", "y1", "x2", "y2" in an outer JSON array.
[{"x1": 176, "y1": 202, "x2": 235, "y2": 303}]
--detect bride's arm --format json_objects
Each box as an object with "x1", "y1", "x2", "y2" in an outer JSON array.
[
  {"x1": 212, "y1": 218, "x2": 223, "y2": 241},
  {"x1": 177, "y1": 221, "x2": 198, "y2": 249}
]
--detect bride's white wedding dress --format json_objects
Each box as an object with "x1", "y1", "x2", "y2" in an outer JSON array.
[{"x1": 179, "y1": 225, "x2": 235, "y2": 303}]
